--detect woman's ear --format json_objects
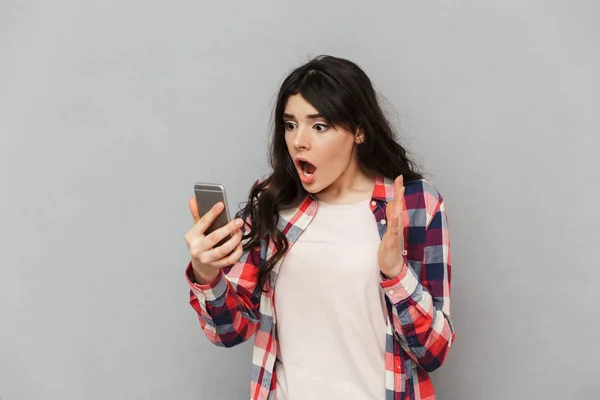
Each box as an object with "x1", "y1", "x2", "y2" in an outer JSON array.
[{"x1": 355, "y1": 129, "x2": 365, "y2": 144}]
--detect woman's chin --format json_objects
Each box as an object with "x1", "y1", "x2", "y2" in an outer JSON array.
[{"x1": 301, "y1": 180, "x2": 328, "y2": 195}]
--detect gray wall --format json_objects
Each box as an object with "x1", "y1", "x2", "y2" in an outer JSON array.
[{"x1": 1, "y1": 1, "x2": 599, "y2": 399}]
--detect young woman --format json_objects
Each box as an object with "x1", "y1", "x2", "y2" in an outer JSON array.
[{"x1": 184, "y1": 55, "x2": 455, "y2": 400}]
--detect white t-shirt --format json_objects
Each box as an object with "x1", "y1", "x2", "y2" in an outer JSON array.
[{"x1": 275, "y1": 198, "x2": 387, "y2": 400}]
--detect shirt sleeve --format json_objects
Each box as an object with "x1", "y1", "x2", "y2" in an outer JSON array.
[
  {"x1": 380, "y1": 196, "x2": 455, "y2": 372},
  {"x1": 186, "y1": 200, "x2": 263, "y2": 348}
]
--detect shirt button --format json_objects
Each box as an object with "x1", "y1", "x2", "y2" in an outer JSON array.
[
  {"x1": 381, "y1": 219, "x2": 387, "y2": 225},
  {"x1": 371, "y1": 201, "x2": 377, "y2": 206},
  {"x1": 388, "y1": 289, "x2": 395, "y2": 295}
]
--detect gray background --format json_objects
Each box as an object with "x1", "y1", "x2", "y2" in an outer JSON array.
[{"x1": 1, "y1": 1, "x2": 599, "y2": 399}]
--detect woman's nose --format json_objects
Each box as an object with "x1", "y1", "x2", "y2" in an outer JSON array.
[{"x1": 293, "y1": 126, "x2": 311, "y2": 151}]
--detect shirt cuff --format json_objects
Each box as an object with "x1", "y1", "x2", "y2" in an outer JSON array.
[
  {"x1": 185, "y1": 262, "x2": 228, "y2": 302},
  {"x1": 380, "y1": 260, "x2": 419, "y2": 304}
]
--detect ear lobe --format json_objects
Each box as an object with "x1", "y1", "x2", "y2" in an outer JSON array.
[{"x1": 355, "y1": 130, "x2": 365, "y2": 144}]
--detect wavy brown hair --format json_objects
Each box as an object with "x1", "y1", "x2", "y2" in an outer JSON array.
[{"x1": 236, "y1": 55, "x2": 423, "y2": 292}]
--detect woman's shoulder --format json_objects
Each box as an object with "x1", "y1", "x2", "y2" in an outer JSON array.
[
  {"x1": 381, "y1": 176, "x2": 442, "y2": 202},
  {"x1": 391, "y1": 179, "x2": 444, "y2": 234},
  {"x1": 404, "y1": 178, "x2": 443, "y2": 202},
  {"x1": 399, "y1": 178, "x2": 446, "y2": 225}
]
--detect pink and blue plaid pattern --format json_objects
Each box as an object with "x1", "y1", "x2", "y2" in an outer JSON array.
[{"x1": 187, "y1": 176, "x2": 455, "y2": 399}]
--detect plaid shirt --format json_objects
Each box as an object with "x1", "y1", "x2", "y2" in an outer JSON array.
[{"x1": 186, "y1": 175, "x2": 455, "y2": 400}]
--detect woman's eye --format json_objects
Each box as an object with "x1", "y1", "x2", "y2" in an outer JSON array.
[
  {"x1": 314, "y1": 123, "x2": 329, "y2": 132},
  {"x1": 284, "y1": 122, "x2": 297, "y2": 131}
]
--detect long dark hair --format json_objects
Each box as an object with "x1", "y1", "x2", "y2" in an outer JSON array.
[{"x1": 237, "y1": 55, "x2": 423, "y2": 292}]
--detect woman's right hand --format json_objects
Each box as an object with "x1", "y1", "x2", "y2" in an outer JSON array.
[{"x1": 185, "y1": 198, "x2": 245, "y2": 284}]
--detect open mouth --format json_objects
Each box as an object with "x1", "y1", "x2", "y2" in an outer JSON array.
[
  {"x1": 296, "y1": 159, "x2": 317, "y2": 180},
  {"x1": 300, "y1": 160, "x2": 316, "y2": 176}
]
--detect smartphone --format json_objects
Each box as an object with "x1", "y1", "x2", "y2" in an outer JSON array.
[{"x1": 194, "y1": 183, "x2": 232, "y2": 248}]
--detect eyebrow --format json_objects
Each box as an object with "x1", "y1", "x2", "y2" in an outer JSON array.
[{"x1": 283, "y1": 113, "x2": 324, "y2": 120}]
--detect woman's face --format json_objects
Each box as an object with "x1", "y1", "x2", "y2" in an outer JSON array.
[{"x1": 283, "y1": 94, "x2": 362, "y2": 195}]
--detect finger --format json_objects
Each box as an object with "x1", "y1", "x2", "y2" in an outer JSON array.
[
  {"x1": 211, "y1": 243, "x2": 244, "y2": 268},
  {"x1": 203, "y1": 230, "x2": 243, "y2": 262},
  {"x1": 189, "y1": 197, "x2": 200, "y2": 223},
  {"x1": 388, "y1": 205, "x2": 401, "y2": 237},
  {"x1": 192, "y1": 201, "x2": 225, "y2": 234},
  {"x1": 385, "y1": 176, "x2": 404, "y2": 238},
  {"x1": 395, "y1": 177, "x2": 406, "y2": 230},
  {"x1": 385, "y1": 198, "x2": 392, "y2": 219},
  {"x1": 385, "y1": 201, "x2": 394, "y2": 228},
  {"x1": 384, "y1": 203, "x2": 400, "y2": 239},
  {"x1": 204, "y1": 218, "x2": 244, "y2": 248},
  {"x1": 394, "y1": 175, "x2": 404, "y2": 218}
]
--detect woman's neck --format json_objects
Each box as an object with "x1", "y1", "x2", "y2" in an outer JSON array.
[{"x1": 315, "y1": 159, "x2": 376, "y2": 205}]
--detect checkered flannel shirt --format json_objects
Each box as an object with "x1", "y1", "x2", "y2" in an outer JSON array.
[{"x1": 186, "y1": 176, "x2": 455, "y2": 399}]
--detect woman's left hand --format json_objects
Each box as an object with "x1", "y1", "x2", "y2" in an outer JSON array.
[{"x1": 378, "y1": 175, "x2": 406, "y2": 279}]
